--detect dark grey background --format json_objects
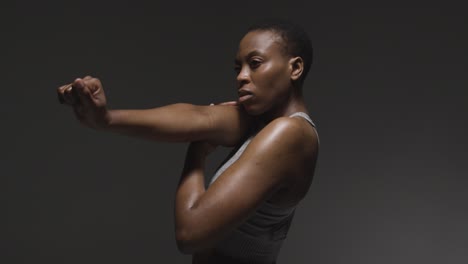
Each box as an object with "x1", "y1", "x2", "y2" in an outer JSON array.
[{"x1": 4, "y1": 1, "x2": 468, "y2": 263}]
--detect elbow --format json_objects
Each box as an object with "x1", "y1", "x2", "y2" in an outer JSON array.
[
  {"x1": 175, "y1": 228, "x2": 199, "y2": 254},
  {"x1": 175, "y1": 205, "x2": 218, "y2": 254},
  {"x1": 175, "y1": 220, "x2": 215, "y2": 254}
]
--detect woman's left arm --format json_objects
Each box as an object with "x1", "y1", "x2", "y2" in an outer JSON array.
[{"x1": 174, "y1": 117, "x2": 318, "y2": 254}]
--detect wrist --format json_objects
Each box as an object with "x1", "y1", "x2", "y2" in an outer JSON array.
[
  {"x1": 187, "y1": 146, "x2": 211, "y2": 169},
  {"x1": 187, "y1": 147, "x2": 209, "y2": 162},
  {"x1": 189, "y1": 142, "x2": 216, "y2": 159},
  {"x1": 97, "y1": 109, "x2": 113, "y2": 131}
]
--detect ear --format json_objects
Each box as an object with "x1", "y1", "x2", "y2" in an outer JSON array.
[{"x1": 289, "y1": 56, "x2": 304, "y2": 81}]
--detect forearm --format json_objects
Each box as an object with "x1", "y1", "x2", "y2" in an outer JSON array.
[
  {"x1": 104, "y1": 103, "x2": 208, "y2": 142},
  {"x1": 103, "y1": 103, "x2": 250, "y2": 145},
  {"x1": 176, "y1": 147, "x2": 206, "y2": 210},
  {"x1": 58, "y1": 77, "x2": 248, "y2": 145},
  {"x1": 103, "y1": 103, "x2": 251, "y2": 146},
  {"x1": 175, "y1": 145, "x2": 210, "y2": 253}
]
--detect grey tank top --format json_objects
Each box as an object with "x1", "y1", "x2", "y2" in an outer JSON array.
[{"x1": 208, "y1": 112, "x2": 317, "y2": 263}]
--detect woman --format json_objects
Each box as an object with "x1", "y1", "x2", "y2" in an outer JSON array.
[{"x1": 57, "y1": 20, "x2": 319, "y2": 264}]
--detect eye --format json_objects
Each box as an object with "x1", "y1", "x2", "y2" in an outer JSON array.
[{"x1": 249, "y1": 59, "x2": 262, "y2": 69}]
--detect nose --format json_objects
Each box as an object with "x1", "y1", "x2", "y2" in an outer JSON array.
[{"x1": 236, "y1": 66, "x2": 250, "y2": 88}]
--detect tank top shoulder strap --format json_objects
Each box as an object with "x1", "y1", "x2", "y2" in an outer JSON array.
[
  {"x1": 289, "y1": 112, "x2": 320, "y2": 145},
  {"x1": 288, "y1": 112, "x2": 316, "y2": 127}
]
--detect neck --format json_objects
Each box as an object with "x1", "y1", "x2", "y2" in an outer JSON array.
[{"x1": 258, "y1": 92, "x2": 308, "y2": 124}]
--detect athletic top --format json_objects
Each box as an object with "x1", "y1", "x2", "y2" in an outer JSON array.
[{"x1": 208, "y1": 112, "x2": 317, "y2": 263}]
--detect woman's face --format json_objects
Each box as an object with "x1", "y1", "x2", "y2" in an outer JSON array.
[{"x1": 235, "y1": 30, "x2": 293, "y2": 116}]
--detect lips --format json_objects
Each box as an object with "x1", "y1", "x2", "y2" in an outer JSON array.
[{"x1": 238, "y1": 89, "x2": 254, "y2": 103}]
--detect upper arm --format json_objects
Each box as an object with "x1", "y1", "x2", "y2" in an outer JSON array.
[
  {"x1": 105, "y1": 103, "x2": 252, "y2": 146},
  {"x1": 189, "y1": 104, "x2": 253, "y2": 147},
  {"x1": 178, "y1": 117, "x2": 312, "y2": 250}
]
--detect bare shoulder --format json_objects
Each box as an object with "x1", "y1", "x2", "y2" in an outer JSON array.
[
  {"x1": 246, "y1": 116, "x2": 319, "y2": 197},
  {"x1": 254, "y1": 116, "x2": 318, "y2": 153},
  {"x1": 241, "y1": 116, "x2": 319, "y2": 174}
]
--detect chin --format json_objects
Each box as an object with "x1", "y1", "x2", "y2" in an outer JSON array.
[{"x1": 242, "y1": 103, "x2": 267, "y2": 116}]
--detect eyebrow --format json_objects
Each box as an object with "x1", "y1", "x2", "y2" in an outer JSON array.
[{"x1": 234, "y1": 50, "x2": 265, "y2": 64}]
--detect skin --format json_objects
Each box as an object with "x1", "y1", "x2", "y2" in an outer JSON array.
[
  {"x1": 57, "y1": 77, "x2": 251, "y2": 146},
  {"x1": 177, "y1": 30, "x2": 319, "y2": 263},
  {"x1": 57, "y1": 30, "x2": 319, "y2": 264}
]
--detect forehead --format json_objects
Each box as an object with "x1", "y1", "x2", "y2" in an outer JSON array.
[{"x1": 236, "y1": 30, "x2": 285, "y2": 59}]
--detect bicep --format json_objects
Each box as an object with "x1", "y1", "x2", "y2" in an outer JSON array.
[
  {"x1": 187, "y1": 120, "x2": 304, "y2": 242},
  {"x1": 194, "y1": 104, "x2": 252, "y2": 147}
]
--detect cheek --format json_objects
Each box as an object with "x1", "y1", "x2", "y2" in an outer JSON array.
[
  {"x1": 258, "y1": 64, "x2": 288, "y2": 87},
  {"x1": 263, "y1": 67, "x2": 290, "y2": 95}
]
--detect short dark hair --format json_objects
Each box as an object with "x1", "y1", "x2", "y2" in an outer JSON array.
[{"x1": 247, "y1": 19, "x2": 313, "y2": 83}]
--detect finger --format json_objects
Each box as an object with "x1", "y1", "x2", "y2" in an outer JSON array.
[
  {"x1": 63, "y1": 84, "x2": 78, "y2": 105},
  {"x1": 70, "y1": 79, "x2": 91, "y2": 122},
  {"x1": 77, "y1": 76, "x2": 101, "y2": 96},
  {"x1": 57, "y1": 85, "x2": 67, "y2": 104},
  {"x1": 82, "y1": 76, "x2": 100, "y2": 96},
  {"x1": 57, "y1": 84, "x2": 74, "y2": 105},
  {"x1": 72, "y1": 78, "x2": 94, "y2": 109},
  {"x1": 82, "y1": 77, "x2": 103, "y2": 103},
  {"x1": 57, "y1": 84, "x2": 70, "y2": 104},
  {"x1": 72, "y1": 102, "x2": 85, "y2": 122}
]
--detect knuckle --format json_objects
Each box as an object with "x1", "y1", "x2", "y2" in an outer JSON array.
[
  {"x1": 58, "y1": 85, "x2": 68, "y2": 93},
  {"x1": 80, "y1": 87, "x2": 91, "y2": 97},
  {"x1": 91, "y1": 78, "x2": 101, "y2": 85},
  {"x1": 79, "y1": 81, "x2": 89, "y2": 91}
]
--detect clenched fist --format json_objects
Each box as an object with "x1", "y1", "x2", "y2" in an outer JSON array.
[{"x1": 57, "y1": 76, "x2": 110, "y2": 129}]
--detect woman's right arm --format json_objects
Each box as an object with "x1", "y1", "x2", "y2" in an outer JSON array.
[{"x1": 57, "y1": 76, "x2": 251, "y2": 147}]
